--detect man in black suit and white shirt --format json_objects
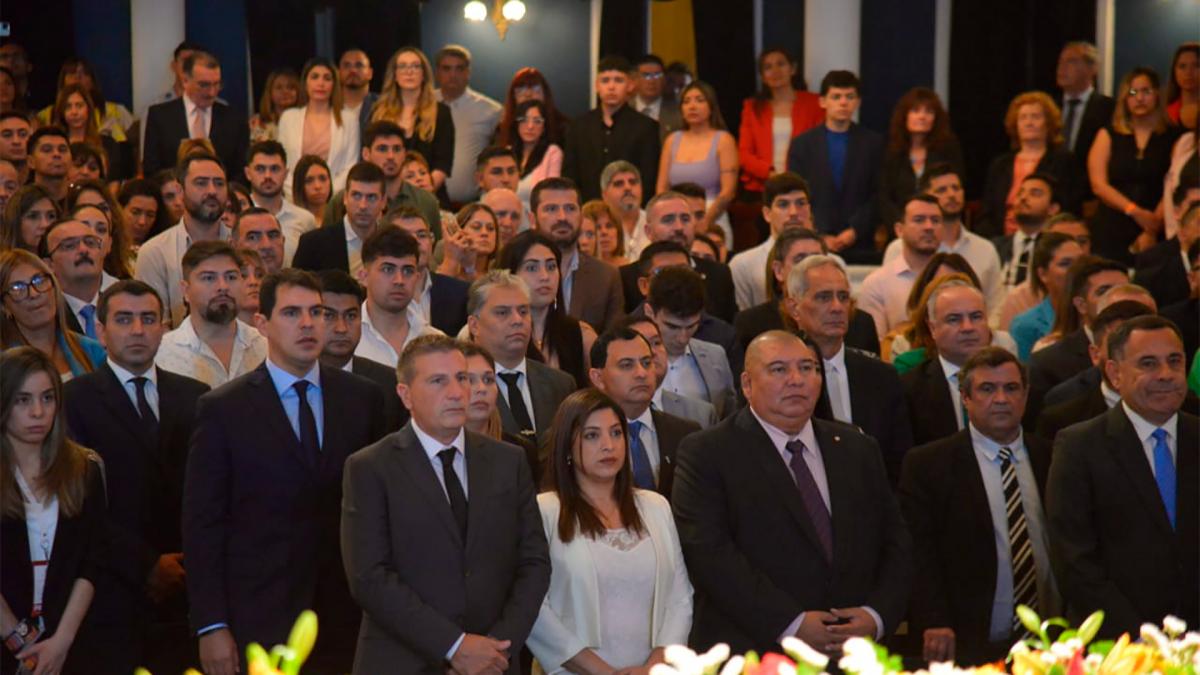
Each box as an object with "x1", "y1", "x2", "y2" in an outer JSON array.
[
  {"x1": 183, "y1": 269, "x2": 386, "y2": 675},
  {"x1": 900, "y1": 347, "x2": 1059, "y2": 666},
  {"x1": 143, "y1": 51, "x2": 248, "y2": 179},
  {"x1": 589, "y1": 325, "x2": 701, "y2": 499},
  {"x1": 1047, "y1": 316, "x2": 1199, "y2": 637},
  {"x1": 64, "y1": 281, "x2": 210, "y2": 674},
  {"x1": 341, "y1": 334, "x2": 550, "y2": 674},
  {"x1": 672, "y1": 330, "x2": 912, "y2": 656},
  {"x1": 786, "y1": 255, "x2": 913, "y2": 485},
  {"x1": 293, "y1": 162, "x2": 388, "y2": 276},
  {"x1": 1056, "y1": 42, "x2": 1115, "y2": 176}
]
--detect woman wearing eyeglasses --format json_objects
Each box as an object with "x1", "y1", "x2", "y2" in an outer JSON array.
[
  {"x1": 0, "y1": 250, "x2": 105, "y2": 381},
  {"x1": 1088, "y1": 67, "x2": 1180, "y2": 264},
  {"x1": 507, "y1": 100, "x2": 563, "y2": 209}
]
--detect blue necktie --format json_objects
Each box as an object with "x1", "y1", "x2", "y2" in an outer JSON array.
[
  {"x1": 1152, "y1": 428, "x2": 1176, "y2": 529},
  {"x1": 627, "y1": 420, "x2": 655, "y2": 489},
  {"x1": 79, "y1": 304, "x2": 96, "y2": 339}
]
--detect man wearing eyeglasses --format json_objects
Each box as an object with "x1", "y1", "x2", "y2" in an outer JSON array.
[
  {"x1": 634, "y1": 54, "x2": 682, "y2": 141},
  {"x1": 40, "y1": 217, "x2": 116, "y2": 339}
]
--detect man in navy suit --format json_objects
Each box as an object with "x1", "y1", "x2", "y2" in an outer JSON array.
[
  {"x1": 143, "y1": 51, "x2": 248, "y2": 180},
  {"x1": 183, "y1": 269, "x2": 386, "y2": 675},
  {"x1": 786, "y1": 70, "x2": 883, "y2": 264}
]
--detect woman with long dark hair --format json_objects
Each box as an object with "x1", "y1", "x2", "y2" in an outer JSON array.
[
  {"x1": 66, "y1": 180, "x2": 133, "y2": 280},
  {"x1": 1166, "y1": 42, "x2": 1199, "y2": 130},
  {"x1": 508, "y1": 99, "x2": 562, "y2": 208},
  {"x1": 279, "y1": 58, "x2": 359, "y2": 199},
  {"x1": 737, "y1": 48, "x2": 823, "y2": 196},
  {"x1": 116, "y1": 179, "x2": 169, "y2": 249},
  {"x1": 1, "y1": 186, "x2": 57, "y2": 253},
  {"x1": 0, "y1": 347, "x2": 106, "y2": 675},
  {"x1": 528, "y1": 388, "x2": 691, "y2": 673},
  {"x1": 879, "y1": 87, "x2": 963, "y2": 228},
  {"x1": 495, "y1": 67, "x2": 568, "y2": 148},
  {"x1": 291, "y1": 155, "x2": 333, "y2": 223}
]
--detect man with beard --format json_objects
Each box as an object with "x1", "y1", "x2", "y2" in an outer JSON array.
[
  {"x1": 994, "y1": 173, "x2": 1061, "y2": 290},
  {"x1": 244, "y1": 140, "x2": 316, "y2": 267},
  {"x1": 41, "y1": 217, "x2": 118, "y2": 338},
  {"x1": 339, "y1": 48, "x2": 378, "y2": 140},
  {"x1": 601, "y1": 160, "x2": 648, "y2": 258},
  {"x1": 881, "y1": 164, "x2": 1005, "y2": 312},
  {"x1": 354, "y1": 226, "x2": 444, "y2": 367},
  {"x1": 27, "y1": 126, "x2": 71, "y2": 205},
  {"x1": 231, "y1": 207, "x2": 285, "y2": 275},
  {"x1": 481, "y1": 187, "x2": 525, "y2": 249},
  {"x1": 0, "y1": 112, "x2": 31, "y2": 183},
  {"x1": 858, "y1": 193, "x2": 944, "y2": 337},
  {"x1": 137, "y1": 153, "x2": 232, "y2": 327},
  {"x1": 730, "y1": 172, "x2": 814, "y2": 311},
  {"x1": 156, "y1": 241, "x2": 267, "y2": 387},
  {"x1": 529, "y1": 176, "x2": 625, "y2": 332}
]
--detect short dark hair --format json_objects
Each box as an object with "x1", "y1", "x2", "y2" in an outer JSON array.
[
  {"x1": 476, "y1": 145, "x2": 518, "y2": 171},
  {"x1": 362, "y1": 225, "x2": 420, "y2": 266},
  {"x1": 246, "y1": 139, "x2": 286, "y2": 165},
  {"x1": 232, "y1": 206, "x2": 277, "y2": 238},
  {"x1": 958, "y1": 346, "x2": 1027, "y2": 395},
  {"x1": 259, "y1": 268, "x2": 321, "y2": 319},
  {"x1": 772, "y1": 228, "x2": 827, "y2": 262},
  {"x1": 670, "y1": 182, "x2": 707, "y2": 201},
  {"x1": 181, "y1": 51, "x2": 220, "y2": 76},
  {"x1": 317, "y1": 269, "x2": 366, "y2": 304},
  {"x1": 383, "y1": 204, "x2": 429, "y2": 229},
  {"x1": 918, "y1": 162, "x2": 962, "y2": 191},
  {"x1": 177, "y1": 151, "x2": 225, "y2": 180},
  {"x1": 590, "y1": 326, "x2": 650, "y2": 369},
  {"x1": 434, "y1": 44, "x2": 471, "y2": 67},
  {"x1": 27, "y1": 126, "x2": 69, "y2": 156},
  {"x1": 635, "y1": 54, "x2": 665, "y2": 70},
  {"x1": 646, "y1": 266, "x2": 706, "y2": 316},
  {"x1": 1070, "y1": 256, "x2": 1127, "y2": 303},
  {"x1": 362, "y1": 121, "x2": 405, "y2": 149},
  {"x1": 1107, "y1": 315, "x2": 1184, "y2": 361},
  {"x1": 1092, "y1": 300, "x2": 1154, "y2": 346},
  {"x1": 763, "y1": 172, "x2": 811, "y2": 207},
  {"x1": 69, "y1": 143, "x2": 105, "y2": 178},
  {"x1": 97, "y1": 279, "x2": 163, "y2": 324},
  {"x1": 597, "y1": 55, "x2": 633, "y2": 74},
  {"x1": 397, "y1": 334, "x2": 464, "y2": 384},
  {"x1": 636, "y1": 240, "x2": 690, "y2": 276},
  {"x1": 1021, "y1": 171, "x2": 1060, "y2": 206},
  {"x1": 692, "y1": 233, "x2": 720, "y2": 260},
  {"x1": 530, "y1": 176, "x2": 580, "y2": 213},
  {"x1": 819, "y1": 70, "x2": 860, "y2": 96},
  {"x1": 116, "y1": 177, "x2": 160, "y2": 207},
  {"x1": 0, "y1": 111, "x2": 31, "y2": 126},
  {"x1": 899, "y1": 192, "x2": 942, "y2": 220},
  {"x1": 174, "y1": 40, "x2": 204, "y2": 60},
  {"x1": 181, "y1": 240, "x2": 241, "y2": 278},
  {"x1": 345, "y1": 161, "x2": 386, "y2": 190}
]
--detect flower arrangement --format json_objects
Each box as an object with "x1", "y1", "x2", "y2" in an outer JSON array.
[
  {"x1": 136, "y1": 610, "x2": 318, "y2": 675},
  {"x1": 647, "y1": 609, "x2": 1199, "y2": 675}
]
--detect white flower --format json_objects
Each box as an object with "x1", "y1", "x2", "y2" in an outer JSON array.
[
  {"x1": 839, "y1": 637, "x2": 884, "y2": 675},
  {"x1": 1163, "y1": 615, "x2": 1187, "y2": 637},
  {"x1": 718, "y1": 655, "x2": 746, "y2": 675},
  {"x1": 1084, "y1": 653, "x2": 1103, "y2": 669},
  {"x1": 775, "y1": 661, "x2": 798, "y2": 675},
  {"x1": 698, "y1": 644, "x2": 732, "y2": 671},
  {"x1": 663, "y1": 644, "x2": 702, "y2": 673},
  {"x1": 782, "y1": 636, "x2": 830, "y2": 669},
  {"x1": 1141, "y1": 624, "x2": 1171, "y2": 655},
  {"x1": 650, "y1": 665, "x2": 683, "y2": 675}
]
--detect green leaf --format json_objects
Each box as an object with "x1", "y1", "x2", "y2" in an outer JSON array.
[
  {"x1": 284, "y1": 610, "x2": 318, "y2": 673},
  {"x1": 245, "y1": 643, "x2": 270, "y2": 667},
  {"x1": 1087, "y1": 640, "x2": 1115, "y2": 657},
  {"x1": 1047, "y1": 664, "x2": 1065, "y2": 675},
  {"x1": 1017, "y1": 606, "x2": 1043, "y2": 636},
  {"x1": 1076, "y1": 611, "x2": 1104, "y2": 646},
  {"x1": 744, "y1": 651, "x2": 760, "y2": 668}
]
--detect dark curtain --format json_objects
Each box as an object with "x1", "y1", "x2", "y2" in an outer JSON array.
[
  {"x1": 246, "y1": 0, "x2": 319, "y2": 111},
  {"x1": 0, "y1": 0, "x2": 76, "y2": 111},
  {"x1": 949, "y1": 0, "x2": 1095, "y2": 199},
  {"x1": 692, "y1": 0, "x2": 756, "y2": 133},
  {"x1": 599, "y1": 0, "x2": 646, "y2": 74},
  {"x1": 332, "y1": 0, "x2": 422, "y2": 91}
]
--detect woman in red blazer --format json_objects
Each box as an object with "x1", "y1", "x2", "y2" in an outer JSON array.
[{"x1": 738, "y1": 48, "x2": 825, "y2": 194}]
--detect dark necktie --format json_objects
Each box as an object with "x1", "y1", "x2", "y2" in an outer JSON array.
[
  {"x1": 131, "y1": 376, "x2": 159, "y2": 441},
  {"x1": 1063, "y1": 98, "x2": 1082, "y2": 149},
  {"x1": 293, "y1": 381, "x2": 320, "y2": 468},
  {"x1": 627, "y1": 420, "x2": 655, "y2": 489},
  {"x1": 785, "y1": 439, "x2": 833, "y2": 563},
  {"x1": 1012, "y1": 235, "x2": 1036, "y2": 286},
  {"x1": 999, "y1": 446, "x2": 1039, "y2": 632},
  {"x1": 438, "y1": 448, "x2": 469, "y2": 538},
  {"x1": 498, "y1": 371, "x2": 535, "y2": 437}
]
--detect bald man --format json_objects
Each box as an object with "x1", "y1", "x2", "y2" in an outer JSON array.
[{"x1": 672, "y1": 330, "x2": 912, "y2": 656}]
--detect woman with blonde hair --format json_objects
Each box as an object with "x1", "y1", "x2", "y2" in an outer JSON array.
[
  {"x1": 979, "y1": 91, "x2": 1083, "y2": 238},
  {"x1": 1, "y1": 249, "x2": 105, "y2": 380},
  {"x1": 371, "y1": 47, "x2": 455, "y2": 204},
  {"x1": 50, "y1": 85, "x2": 127, "y2": 181},
  {"x1": 278, "y1": 58, "x2": 360, "y2": 199},
  {"x1": 249, "y1": 68, "x2": 300, "y2": 142},
  {"x1": 1088, "y1": 66, "x2": 1178, "y2": 263},
  {"x1": 436, "y1": 202, "x2": 498, "y2": 282},
  {"x1": 1, "y1": 346, "x2": 106, "y2": 675}
]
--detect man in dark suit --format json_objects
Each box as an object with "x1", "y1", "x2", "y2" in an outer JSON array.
[
  {"x1": 184, "y1": 269, "x2": 386, "y2": 675},
  {"x1": 620, "y1": 197, "x2": 737, "y2": 322},
  {"x1": 317, "y1": 269, "x2": 408, "y2": 431},
  {"x1": 468, "y1": 269, "x2": 576, "y2": 445},
  {"x1": 787, "y1": 255, "x2": 913, "y2": 484},
  {"x1": 64, "y1": 281, "x2": 210, "y2": 674},
  {"x1": 563, "y1": 55, "x2": 660, "y2": 203},
  {"x1": 529, "y1": 176, "x2": 625, "y2": 331},
  {"x1": 900, "y1": 347, "x2": 1060, "y2": 666},
  {"x1": 902, "y1": 281, "x2": 993, "y2": 446},
  {"x1": 786, "y1": 70, "x2": 883, "y2": 264},
  {"x1": 1134, "y1": 203, "x2": 1197, "y2": 308},
  {"x1": 1047, "y1": 316, "x2": 1199, "y2": 637},
  {"x1": 386, "y1": 205, "x2": 470, "y2": 336},
  {"x1": 625, "y1": 241, "x2": 739, "y2": 357},
  {"x1": 341, "y1": 334, "x2": 550, "y2": 674},
  {"x1": 633, "y1": 54, "x2": 682, "y2": 140},
  {"x1": 143, "y1": 51, "x2": 248, "y2": 180},
  {"x1": 673, "y1": 330, "x2": 912, "y2": 656},
  {"x1": 293, "y1": 161, "x2": 387, "y2": 275},
  {"x1": 1056, "y1": 42, "x2": 1115, "y2": 178},
  {"x1": 589, "y1": 326, "x2": 701, "y2": 498}
]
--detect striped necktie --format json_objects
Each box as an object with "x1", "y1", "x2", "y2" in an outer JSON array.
[{"x1": 999, "y1": 446, "x2": 1038, "y2": 633}]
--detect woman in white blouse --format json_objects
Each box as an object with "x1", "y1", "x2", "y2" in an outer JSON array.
[
  {"x1": 277, "y1": 57, "x2": 360, "y2": 200},
  {"x1": 529, "y1": 389, "x2": 692, "y2": 675}
]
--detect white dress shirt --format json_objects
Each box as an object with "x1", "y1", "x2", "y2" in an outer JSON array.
[
  {"x1": 497, "y1": 358, "x2": 538, "y2": 428},
  {"x1": 939, "y1": 355, "x2": 966, "y2": 431},
  {"x1": 857, "y1": 253, "x2": 920, "y2": 338},
  {"x1": 823, "y1": 345, "x2": 853, "y2": 424},
  {"x1": 355, "y1": 300, "x2": 444, "y2": 366},
  {"x1": 1100, "y1": 381, "x2": 1121, "y2": 409},
  {"x1": 663, "y1": 344, "x2": 709, "y2": 404},
  {"x1": 344, "y1": 216, "x2": 365, "y2": 278},
  {"x1": 406, "y1": 271, "x2": 433, "y2": 330},
  {"x1": 625, "y1": 211, "x2": 649, "y2": 260},
  {"x1": 438, "y1": 87, "x2": 503, "y2": 203},
  {"x1": 629, "y1": 407, "x2": 662, "y2": 480},
  {"x1": 107, "y1": 358, "x2": 159, "y2": 418},
  {"x1": 253, "y1": 196, "x2": 317, "y2": 267},
  {"x1": 729, "y1": 236, "x2": 775, "y2": 311},
  {"x1": 155, "y1": 317, "x2": 268, "y2": 388},
  {"x1": 1122, "y1": 402, "x2": 1178, "y2": 476},
  {"x1": 636, "y1": 96, "x2": 662, "y2": 121},
  {"x1": 412, "y1": 420, "x2": 469, "y2": 500}
]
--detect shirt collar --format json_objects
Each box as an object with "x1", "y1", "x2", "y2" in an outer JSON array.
[
  {"x1": 1121, "y1": 401, "x2": 1178, "y2": 444},
  {"x1": 63, "y1": 289, "x2": 99, "y2": 313},
  {"x1": 344, "y1": 216, "x2": 361, "y2": 243},
  {"x1": 823, "y1": 344, "x2": 847, "y2": 372},
  {"x1": 938, "y1": 354, "x2": 962, "y2": 381},
  {"x1": 107, "y1": 358, "x2": 157, "y2": 385},
  {"x1": 497, "y1": 357, "x2": 528, "y2": 377},
  {"x1": 182, "y1": 94, "x2": 207, "y2": 115},
  {"x1": 1065, "y1": 87, "x2": 1094, "y2": 105},
  {"x1": 968, "y1": 422, "x2": 1025, "y2": 462},
  {"x1": 412, "y1": 419, "x2": 467, "y2": 462},
  {"x1": 651, "y1": 386, "x2": 665, "y2": 411},
  {"x1": 631, "y1": 406, "x2": 656, "y2": 432},
  {"x1": 264, "y1": 357, "x2": 322, "y2": 398},
  {"x1": 1100, "y1": 380, "x2": 1121, "y2": 408},
  {"x1": 749, "y1": 406, "x2": 817, "y2": 454}
]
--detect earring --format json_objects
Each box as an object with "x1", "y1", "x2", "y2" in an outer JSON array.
[{"x1": 566, "y1": 454, "x2": 573, "y2": 466}]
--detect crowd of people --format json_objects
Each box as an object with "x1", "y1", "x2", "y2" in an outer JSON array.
[{"x1": 0, "y1": 34, "x2": 1198, "y2": 675}]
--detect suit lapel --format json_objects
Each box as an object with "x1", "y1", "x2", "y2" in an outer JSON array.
[
  {"x1": 741, "y1": 411, "x2": 828, "y2": 562},
  {"x1": 568, "y1": 257, "x2": 591, "y2": 317},
  {"x1": 95, "y1": 365, "x2": 155, "y2": 453},
  {"x1": 920, "y1": 359, "x2": 958, "y2": 437},
  {"x1": 526, "y1": 362, "x2": 552, "y2": 432},
  {"x1": 246, "y1": 365, "x2": 313, "y2": 471},
  {"x1": 951, "y1": 433, "x2": 1001, "y2": 594},
  {"x1": 394, "y1": 425, "x2": 464, "y2": 547},
  {"x1": 1176, "y1": 415, "x2": 1199, "y2": 543},
  {"x1": 463, "y1": 434, "x2": 493, "y2": 554},
  {"x1": 1104, "y1": 407, "x2": 1174, "y2": 535},
  {"x1": 317, "y1": 366, "x2": 347, "y2": 473}
]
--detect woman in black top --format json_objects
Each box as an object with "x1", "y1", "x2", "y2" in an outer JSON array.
[{"x1": 879, "y1": 87, "x2": 963, "y2": 229}]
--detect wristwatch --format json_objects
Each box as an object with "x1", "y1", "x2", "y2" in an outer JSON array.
[{"x1": 3, "y1": 620, "x2": 32, "y2": 653}]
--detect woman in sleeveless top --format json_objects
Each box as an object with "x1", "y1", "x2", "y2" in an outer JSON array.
[{"x1": 656, "y1": 81, "x2": 738, "y2": 248}]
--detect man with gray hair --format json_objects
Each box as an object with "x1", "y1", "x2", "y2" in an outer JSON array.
[
  {"x1": 601, "y1": 160, "x2": 648, "y2": 257},
  {"x1": 436, "y1": 44, "x2": 502, "y2": 203},
  {"x1": 785, "y1": 255, "x2": 913, "y2": 484},
  {"x1": 1056, "y1": 41, "x2": 1114, "y2": 170},
  {"x1": 466, "y1": 269, "x2": 576, "y2": 443}
]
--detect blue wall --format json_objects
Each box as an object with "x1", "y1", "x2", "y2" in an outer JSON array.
[
  {"x1": 859, "y1": 0, "x2": 936, "y2": 135},
  {"x1": 418, "y1": 1, "x2": 593, "y2": 117},
  {"x1": 186, "y1": 0, "x2": 250, "y2": 114},
  {"x1": 73, "y1": 0, "x2": 133, "y2": 108},
  {"x1": 1113, "y1": 0, "x2": 1198, "y2": 91}
]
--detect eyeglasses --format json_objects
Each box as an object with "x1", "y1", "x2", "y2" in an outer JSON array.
[
  {"x1": 514, "y1": 84, "x2": 544, "y2": 97},
  {"x1": 49, "y1": 235, "x2": 103, "y2": 255},
  {"x1": 639, "y1": 72, "x2": 664, "y2": 80},
  {"x1": 1127, "y1": 87, "x2": 1156, "y2": 98},
  {"x1": 517, "y1": 116, "x2": 545, "y2": 126},
  {"x1": 3, "y1": 273, "x2": 54, "y2": 301},
  {"x1": 395, "y1": 63, "x2": 424, "y2": 73}
]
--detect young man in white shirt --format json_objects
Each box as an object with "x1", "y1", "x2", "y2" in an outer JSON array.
[
  {"x1": 355, "y1": 226, "x2": 443, "y2": 367},
  {"x1": 434, "y1": 44, "x2": 502, "y2": 204},
  {"x1": 244, "y1": 140, "x2": 316, "y2": 266}
]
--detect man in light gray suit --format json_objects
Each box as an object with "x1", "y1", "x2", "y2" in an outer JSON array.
[
  {"x1": 645, "y1": 266, "x2": 738, "y2": 418},
  {"x1": 468, "y1": 270, "x2": 576, "y2": 445},
  {"x1": 625, "y1": 315, "x2": 721, "y2": 428},
  {"x1": 341, "y1": 334, "x2": 550, "y2": 674}
]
